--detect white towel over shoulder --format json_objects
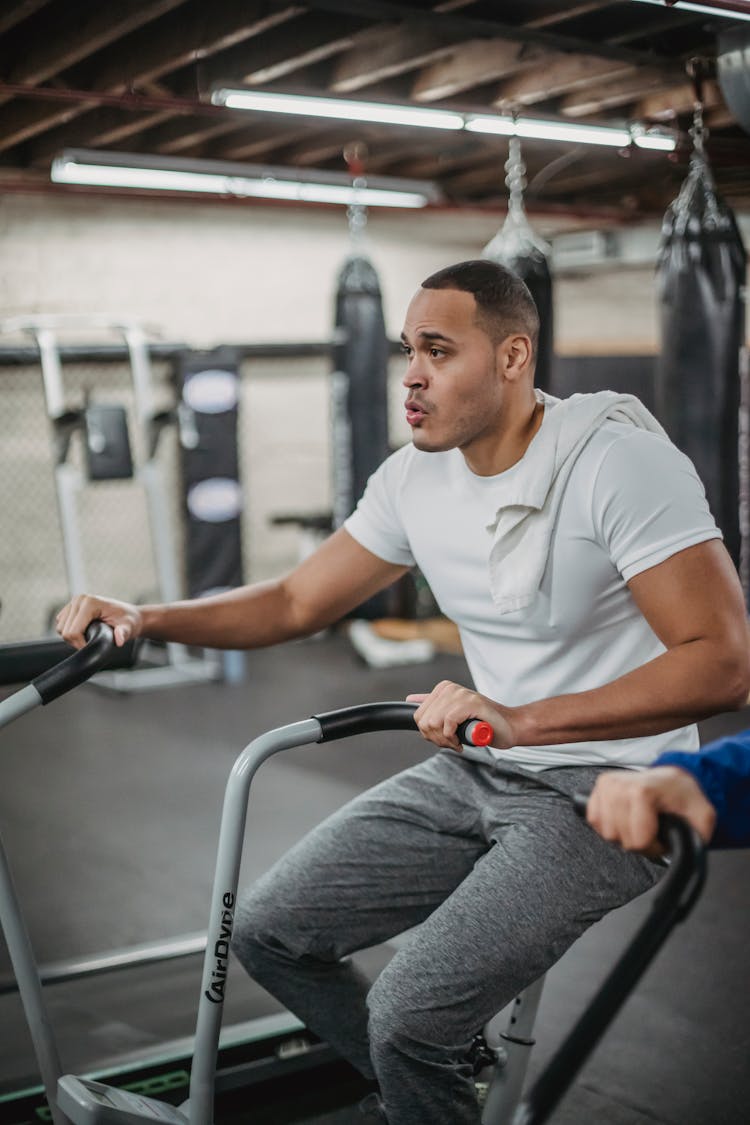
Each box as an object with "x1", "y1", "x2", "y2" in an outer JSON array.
[{"x1": 487, "y1": 391, "x2": 667, "y2": 614}]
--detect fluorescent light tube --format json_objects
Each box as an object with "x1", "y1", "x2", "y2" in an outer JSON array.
[
  {"x1": 50, "y1": 154, "x2": 431, "y2": 207},
  {"x1": 632, "y1": 131, "x2": 677, "y2": 151},
  {"x1": 466, "y1": 115, "x2": 632, "y2": 147},
  {"x1": 51, "y1": 161, "x2": 229, "y2": 193},
  {"x1": 212, "y1": 88, "x2": 465, "y2": 130},
  {"x1": 630, "y1": 0, "x2": 750, "y2": 22}
]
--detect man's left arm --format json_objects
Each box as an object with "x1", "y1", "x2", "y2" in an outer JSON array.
[{"x1": 410, "y1": 539, "x2": 750, "y2": 750}]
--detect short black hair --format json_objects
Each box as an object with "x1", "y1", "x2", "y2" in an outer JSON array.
[{"x1": 421, "y1": 259, "x2": 539, "y2": 356}]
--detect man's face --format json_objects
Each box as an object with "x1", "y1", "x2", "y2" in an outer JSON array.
[{"x1": 400, "y1": 286, "x2": 504, "y2": 455}]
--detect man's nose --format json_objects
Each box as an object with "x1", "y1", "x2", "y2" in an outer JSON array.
[{"x1": 402, "y1": 355, "x2": 427, "y2": 388}]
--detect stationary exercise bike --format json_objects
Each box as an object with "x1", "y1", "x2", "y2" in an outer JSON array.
[{"x1": 0, "y1": 626, "x2": 706, "y2": 1125}]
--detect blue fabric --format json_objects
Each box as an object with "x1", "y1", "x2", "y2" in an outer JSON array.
[{"x1": 655, "y1": 730, "x2": 750, "y2": 848}]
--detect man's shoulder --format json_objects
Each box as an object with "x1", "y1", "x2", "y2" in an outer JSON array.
[{"x1": 578, "y1": 418, "x2": 680, "y2": 472}]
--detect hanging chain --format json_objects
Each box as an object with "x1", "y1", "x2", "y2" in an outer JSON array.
[
  {"x1": 690, "y1": 100, "x2": 706, "y2": 161},
  {"x1": 504, "y1": 135, "x2": 527, "y2": 216},
  {"x1": 346, "y1": 176, "x2": 368, "y2": 247},
  {"x1": 344, "y1": 141, "x2": 369, "y2": 249}
]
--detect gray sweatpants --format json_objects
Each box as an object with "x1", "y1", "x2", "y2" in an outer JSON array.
[{"x1": 232, "y1": 749, "x2": 661, "y2": 1124}]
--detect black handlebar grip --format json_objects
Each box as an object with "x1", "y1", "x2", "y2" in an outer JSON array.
[
  {"x1": 314, "y1": 701, "x2": 494, "y2": 747},
  {"x1": 33, "y1": 622, "x2": 119, "y2": 704}
]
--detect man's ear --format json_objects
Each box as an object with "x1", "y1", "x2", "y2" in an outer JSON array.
[{"x1": 498, "y1": 333, "x2": 533, "y2": 382}]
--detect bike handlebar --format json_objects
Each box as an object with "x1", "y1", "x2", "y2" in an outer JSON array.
[
  {"x1": 313, "y1": 700, "x2": 494, "y2": 747},
  {"x1": 32, "y1": 622, "x2": 129, "y2": 704}
]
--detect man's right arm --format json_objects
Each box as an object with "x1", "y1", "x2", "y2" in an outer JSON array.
[{"x1": 56, "y1": 529, "x2": 409, "y2": 650}]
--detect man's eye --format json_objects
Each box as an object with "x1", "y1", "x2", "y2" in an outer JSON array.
[
  {"x1": 430, "y1": 348, "x2": 444, "y2": 358},
  {"x1": 400, "y1": 345, "x2": 412, "y2": 357}
]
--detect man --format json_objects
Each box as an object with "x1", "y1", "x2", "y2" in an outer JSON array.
[
  {"x1": 56, "y1": 261, "x2": 750, "y2": 1125},
  {"x1": 587, "y1": 731, "x2": 750, "y2": 851}
]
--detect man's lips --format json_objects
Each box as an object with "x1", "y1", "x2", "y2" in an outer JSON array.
[{"x1": 405, "y1": 401, "x2": 428, "y2": 426}]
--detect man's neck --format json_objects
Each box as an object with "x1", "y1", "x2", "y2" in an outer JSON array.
[{"x1": 463, "y1": 395, "x2": 544, "y2": 477}]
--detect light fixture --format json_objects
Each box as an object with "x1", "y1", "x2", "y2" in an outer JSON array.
[
  {"x1": 630, "y1": 0, "x2": 750, "y2": 22},
  {"x1": 465, "y1": 114, "x2": 633, "y2": 147},
  {"x1": 50, "y1": 149, "x2": 441, "y2": 208},
  {"x1": 214, "y1": 87, "x2": 673, "y2": 151},
  {"x1": 211, "y1": 88, "x2": 465, "y2": 131},
  {"x1": 631, "y1": 127, "x2": 678, "y2": 151}
]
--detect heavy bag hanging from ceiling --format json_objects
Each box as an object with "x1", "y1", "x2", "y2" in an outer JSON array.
[
  {"x1": 331, "y1": 151, "x2": 391, "y2": 617},
  {"x1": 482, "y1": 136, "x2": 554, "y2": 392},
  {"x1": 655, "y1": 101, "x2": 747, "y2": 573},
  {"x1": 331, "y1": 153, "x2": 390, "y2": 527}
]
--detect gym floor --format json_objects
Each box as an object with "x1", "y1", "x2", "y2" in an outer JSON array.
[{"x1": 1, "y1": 631, "x2": 749, "y2": 1125}]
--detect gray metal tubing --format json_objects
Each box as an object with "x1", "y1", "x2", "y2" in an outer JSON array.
[
  {"x1": 0, "y1": 684, "x2": 69, "y2": 1121},
  {"x1": 0, "y1": 930, "x2": 207, "y2": 996},
  {"x1": 187, "y1": 718, "x2": 323, "y2": 1125},
  {"x1": 124, "y1": 325, "x2": 188, "y2": 668},
  {"x1": 35, "y1": 325, "x2": 67, "y2": 421},
  {"x1": 0, "y1": 684, "x2": 42, "y2": 729},
  {"x1": 482, "y1": 975, "x2": 546, "y2": 1125},
  {"x1": 0, "y1": 829, "x2": 70, "y2": 1125}
]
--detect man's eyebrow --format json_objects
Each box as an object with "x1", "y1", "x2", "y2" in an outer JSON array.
[{"x1": 400, "y1": 330, "x2": 456, "y2": 345}]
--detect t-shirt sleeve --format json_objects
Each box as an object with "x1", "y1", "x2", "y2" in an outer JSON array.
[
  {"x1": 343, "y1": 450, "x2": 416, "y2": 567},
  {"x1": 591, "y1": 428, "x2": 721, "y2": 582}
]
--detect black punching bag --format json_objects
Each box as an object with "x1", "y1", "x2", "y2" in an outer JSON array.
[
  {"x1": 655, "y1": 135, "x2": 747, "y2": 570},
  {"x1": 331, "y1": 254, "x2": 390, "y2": 527},
  {"x1": 482, "y1": 137, "x2": 554, "y2": 392},
  {"x1": 331, "y1": 254, "x2": 391, "y2": 619}
]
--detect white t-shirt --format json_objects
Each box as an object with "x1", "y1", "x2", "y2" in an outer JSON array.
[{"x1": 344, "y1": 418, "x2": 721, "y2": 770}]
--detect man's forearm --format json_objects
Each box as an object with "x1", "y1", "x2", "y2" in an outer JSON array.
[
  {"x1": 511, "y1": 638, "x2": 749, "y2": 746},
  {"x1": 138, "y1": 580, "x2": 313, "y2": 650}
]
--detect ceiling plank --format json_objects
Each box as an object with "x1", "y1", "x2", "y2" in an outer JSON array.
[
  {"x1": 495, "y1": 53, "x2": 636, "y2": 107},
  {"x1": 0, "y1": 0, "x2": 53, "y2": 37},
  {"x1": 525, "y1": 2, "x2": 619, "y2": 29},
  {"x1": 215, "y1": 123, "x2": 316, "y2": 162},
  {"x1": 634, "y1": 79, "x2": 724, "y2": 122},
  {"x1": 154, "y1": 118, "x2": 250, "y2": 156},
  {"x1": 330, "y1": 22, "x2": 457, "y2": 94},
  {"x1": 0, "y1": 3, "x2": 302, "y2": 157},
  {"x1": 26, "y1": 105, "x2": 159, "y2": 164},
  {"x1": 188, "y1": 10, "x2": 367, "y2": 89},
  {"x1": 88, "y1": 0, "x2": 304, "y2": 92},
  {"x1": 0, "y1": 98, "x2": 93, "y2": 153},
  {"x1": 411, "y1": 39, "x2": 543, "y2": 102},
  {"x1": 297, "y1": 0, "x2": 683, "y2": 71},
  {"x1": 8, "y1": 0, "x2": 187, "y2": 86},
  {"x1": 559, "y1": 71, "x2": 676, "y2": 117}
]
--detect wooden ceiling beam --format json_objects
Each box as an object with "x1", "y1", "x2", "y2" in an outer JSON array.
[
  {"x1": 297, "y1": 0, "x2": 683, "y2": 71},
  {"x1": 634, "y1": 79, "x2": 724, "y2": 121},
  {"x1": 329, "y1": 22, "x2": 457, "y2": 94},
  {"x1": 559, "y1": 71, "x2": 677, "y2": 117},
  {"x1": 154, "y1": 118, "x2": 249, "y2": 156},
  {"x1": 525, "y1": 2, "x2": 619, "y2": 30},
  {"x1": 189, "y1": 11, "x2": 367, "y2": 89},
  {"x1": 0, "y1": 98, "x2": 90, "y2": 154},
  {"x1": 0, "y1": 3, "x2": 301, "y2": 159},
  {"x1": 0, "y1": 0, "x2": 53, "y2": 37},
  {"x1": 88, "y1": 1, "x2": 303, "y2": 92},
  {"x1": 411, "y1": 39, "x2": 543, "y2": 102},
  {"x1": 7, "y1": 0, "x2": 186, "y2": 87},
  {"x1": 214, "y1": 122, "x2": 315, "y2": 162},
  {"x1": 25, "y1": 105, "x2": 160, "y2": 164},
  {"x1": 494, "y1": 53, "x2": 636, "y2": 108}
]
